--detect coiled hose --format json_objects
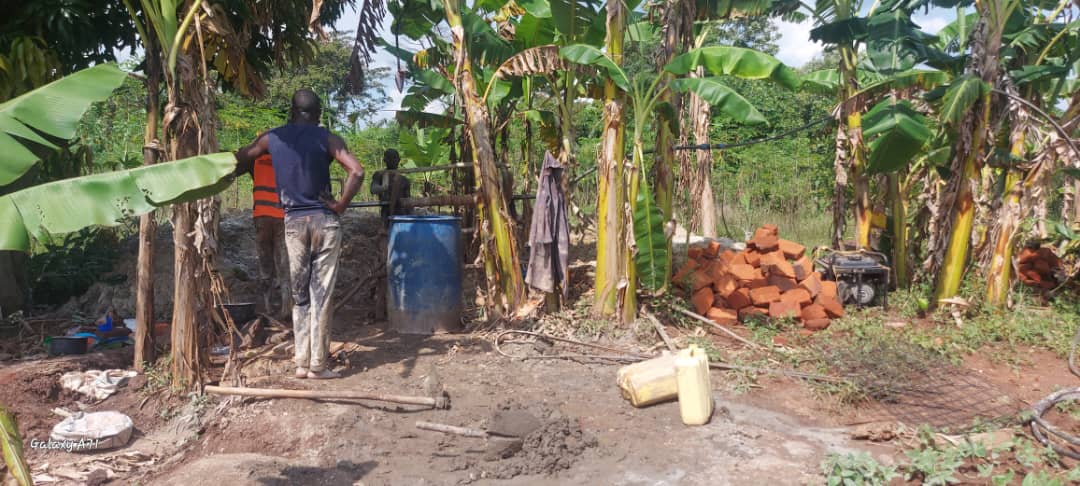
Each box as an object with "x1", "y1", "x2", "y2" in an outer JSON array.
[{"x1": 1027, "y1": 324, "x2": 1080, "y2": 459}]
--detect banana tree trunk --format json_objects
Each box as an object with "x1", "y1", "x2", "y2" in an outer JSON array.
[
  {"x1": 986, "y1": 164, "x2": 1021, "y2": 306},
  {"x1": 933, "y1": 7, "x2": 1002, "y2": 303},
  {"x1": 166, "y1": 50, "x2": 221, "y2": 390},
  {"x1": 689, "y1": 67, "x2": 717, "y2": 238},
  {"x1": 832, "y1": 45, "x2": 865, "y2": 249},
  {"x1": 934, "y1": 93, "x2": 992, "y2": 302},
  {"x1": 887, "y1": 173, "x2": 909, "y2": 288},
  {"x1": 652, "y1": 0, "x2": 688, "y2": 280},
  {"x1": 135, "y1": 32, "x2": 162, "y2": 372},
  {"x1": 442, "y1": 0, "x2": 524, "y2": 316},
  {"x1": 593, "y1": 0, "x2": 632, "y2": 321}
]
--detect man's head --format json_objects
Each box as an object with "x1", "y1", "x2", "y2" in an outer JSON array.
[
  {"x1": 383, "y1": 149, "x2": 400, "y2": 170},
  {"x1": 290, "y1": 89, "x2": 321, "y2": 124}
]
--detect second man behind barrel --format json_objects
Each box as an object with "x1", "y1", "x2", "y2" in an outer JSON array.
[{"x1": 370, "y1": 149, "x2": 411, "y2": 228}]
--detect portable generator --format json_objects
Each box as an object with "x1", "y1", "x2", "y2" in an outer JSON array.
[{"x1": 814, "y1": 249, "x2": 891, "y2": 309}]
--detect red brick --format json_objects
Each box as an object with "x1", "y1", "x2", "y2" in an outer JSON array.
[
  {"x1": 691, "y1": 271, "x2": 713, "y2": 291},
  {"x1": 817, "y1": 295, "x2": 845, "y2": 318},
  {"x1": 750, "y1": 285, "x2": 782, "y2": 305},
  {"x1": 706, "y1": 307, "x2": 738, "y2": 326},
  {"x1": 1037, "y1": 248, "x2": 1061, "y2": 266},
  {"x1": 729, "y1": 264, "x2": 760, "y2": 281},
  {"x1": 718, "y1": 250, "x2": 737, "y2": 264},
  {"x1": 692, "y1": 287, "x2": 714, "y2": 314},
  {"x1": 781, "y1": 288, "x2": 812, "y2": 307},
  {"x1": 1019, "y1": 270, "x2": 1043, "y2": 285},
  {"x1": 765, "y1": 259, "x2": 796, "y2": 279},
  {"x1": 754, "y1": 224, "x2": 778, "y2": 239},
  {"x1": 792, "y1": 255, "x2": 812, "y2": 281},
  {"x1": 705, "y1": 240, "x2": 722, "y2": 257},
  {"x1": 767, "y1": 274, "x2": 798, "y2": 292},
  {"x1": 804, "y1": 318, "x2": 831, "y2": 331},
  {"x1": 768, "y1": 300, "x2": 800, "y2": 319},
  {"x1": 751, "y1": 233, "x2": 779, "y2": 252},
  {"x1": 1017, "y1": 247, "x2": 1038, "y2": 264},
  {"x1": 730, "y1": 251, "x2": 748, "y2": 265},
  {"x1": 738, "y1": 306, "x2": 768, "y2": 322},
  {"x1": 778, "y1": 239, "x2": 806, "y2": 259},
  {"x1": 1033, "y1": 259, "x2": 1051, "y2": 274},
  {"x1": 672, "y1": 260, "x2": 699, "y2": 284},
  {"x1": 820, "y1": 280, "x2": 838, "y2": 300},
  {"x1": 726, "y1": 287, "x2": 753, "y2": 310},
  {"x1": 742, "y1": 276, "x2": 768, "y2": 289},
  {"x1": 713, "y1": 273, "x2": 738, "y2": 298},
  {"x1": 688, "y1": 246, "x2": 704, "y2": 260},
  {"x1": 707, "y1": 259, "x2": 730, "y2": 280},
  {"x1": 759, "y1": 251, "x2": 785, "y2": 268},
  {"x1": 743, "y1": 249, "x2": 762, "y2": 268},
  {"x1": 802, "y1": 303, "x2": 828, "y2": 321},
  {"x1": 798, "y1": 272, "x2": 822, "y2": 298}
]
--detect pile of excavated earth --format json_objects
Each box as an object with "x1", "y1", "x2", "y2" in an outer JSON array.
[{"x1": 675, "y1": 224, "x2": 844, "y2": 331}]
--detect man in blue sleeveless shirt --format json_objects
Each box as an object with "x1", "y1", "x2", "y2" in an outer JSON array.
[{"x1": 236, "y1": 89, "x2": 365, "y2": 379}]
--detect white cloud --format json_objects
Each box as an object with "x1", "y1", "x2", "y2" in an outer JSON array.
[
  {"x1": 912, "y1": 9, "x2": 953, "y2": 35},
  {"x1": 773, "y1": 18, "x2": 824, "y2": 68}
]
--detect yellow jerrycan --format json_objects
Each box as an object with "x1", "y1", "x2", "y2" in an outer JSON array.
[
  {"x1": 616, "y1": 352, "x2": 678, "y2": 407},
  {"x1": 676, "y1": 345, "x2": 713, "y2": 425}
]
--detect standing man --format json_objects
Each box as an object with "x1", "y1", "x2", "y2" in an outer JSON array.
[
  {"x1": 236, "y1": 89, "x2": 364, "y2": 380},
  {"x1": 238, "y1": 153, "x2": 291, "y2": 317},
  {"x1": 370, "y1": 148, "x2": 411, "y2": 228}
]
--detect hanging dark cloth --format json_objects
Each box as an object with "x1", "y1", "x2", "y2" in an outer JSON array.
[{"x1": 526, "y1": 151, "x2": 570, "y2": 299}]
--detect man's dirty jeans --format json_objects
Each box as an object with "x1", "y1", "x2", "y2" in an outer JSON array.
[{"x1": 284, "y1": 212, "x2": 341, "y2": 372}]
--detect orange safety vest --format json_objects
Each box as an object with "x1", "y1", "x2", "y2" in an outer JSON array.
[{"x1": 252, "y1": 155, "x2": 284, "y2": 219}]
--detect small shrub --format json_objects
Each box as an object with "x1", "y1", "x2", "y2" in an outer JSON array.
[{"x1": 821, "y1": 451, "x2": 898, "y2": 486}]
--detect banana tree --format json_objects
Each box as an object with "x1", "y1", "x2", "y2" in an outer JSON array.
[{"x1": 562, "y1": 43, "x2": 800, "y2": 320}]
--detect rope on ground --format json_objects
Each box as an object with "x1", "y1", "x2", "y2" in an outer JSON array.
[
  {"x1": 1026, "y1": 323, "x2": 1080, "y2": 459},
  {"x1": 492, "y1": 330, "x2": 844, "y2": 384}
]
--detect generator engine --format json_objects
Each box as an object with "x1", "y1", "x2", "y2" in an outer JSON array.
[{"x1": 815, "y1": 250, "x2": 891, "y2": 309}]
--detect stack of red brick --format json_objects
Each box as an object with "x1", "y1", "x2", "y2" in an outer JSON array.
[
  {"x1": 1017, "y1": 245, "x2": 1061, "y2": 290},
  {"x1": 674, "y1": 224, "x2": 844, "y2": 331}
]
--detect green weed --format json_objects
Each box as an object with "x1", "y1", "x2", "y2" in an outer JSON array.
[{"x1": 821, "y1": 451, "x2": 899, "y2": 486}]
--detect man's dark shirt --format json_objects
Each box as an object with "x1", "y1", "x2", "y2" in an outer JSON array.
[{"x1": 267, "y1": 124, "x2": 333, "y2": 217}]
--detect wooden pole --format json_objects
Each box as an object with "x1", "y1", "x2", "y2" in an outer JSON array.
[
  {"x1": 415, "y1": 421, "x2": 487, "y2": 437},
  {"x1": 203, "y1": 385, "x2": 450, "y2": 409}
]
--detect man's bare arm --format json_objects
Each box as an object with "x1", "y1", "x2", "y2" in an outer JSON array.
[
  {"x1": 234, "y1": 134, "x2": 270, "y2": 176},
  {"x1": 327, "y1": 134, "x2": 365, "y2": 214}
]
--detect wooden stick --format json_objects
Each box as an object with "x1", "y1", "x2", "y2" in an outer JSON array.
[
  {"x1": 415, "y1": 421, "x2": 487, "y2": 438},
  {"x1": 642, "y1": 309, "x2": 676, "y2": 352},
  {"x1": 204, "y1": 385, "x2": 450, "y2": 409},
  {"x1": 674, "y1": 307, "x2": 764, "y2": 350}
]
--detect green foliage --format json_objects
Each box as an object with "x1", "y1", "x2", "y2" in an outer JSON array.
[
  {"x1": 821, "y1": 451, "x2": 899, "y2": 485},
  {"x1": 399, "y1": 126, "x2": 451, "y2": 167},
  {"x1": 0, "y1": 153, "x2": 237, "y2": 251},
  {"x1": 0, "y1": 63, "x2": 127, "y2": 185},
  {"x1": 30, "y1": 227, "x2": 122, "y2": 306},
  {"x1": 0, "y1": 404, "x2": 32, "y2": 486},
  {"x1": 632, "y1": 179, "x2": 668, "y2": 290}
]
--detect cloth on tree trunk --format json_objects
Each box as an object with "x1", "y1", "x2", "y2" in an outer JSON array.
[{"x1": 525, "y1": 151, "x2": 569, "y2": 298}]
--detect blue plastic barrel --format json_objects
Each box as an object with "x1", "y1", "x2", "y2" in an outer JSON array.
[{"x1": 387, "y1": 215, "x2": 463, "y2": 334}]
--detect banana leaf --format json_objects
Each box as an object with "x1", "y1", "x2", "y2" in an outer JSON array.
[
  {"x1": 0, "y1": 405, "x2": 31, "y2": 486},
  {"x1": 938, "y1": 74, "x2": 988, "y2": 126},
  {"x1": 863, "y1": 99, "x2": 932, "y2": 174},
  {"x1": 669, "y1": 78, "x2": 767, "y2": 124},
  {"x1": 0, "y1": 153, "x2": 237, "y2": 252},
  {"x1": 560, "y1": 45, "x2": 631, "y2": 92},
  {"x1": 663, "y1": 46, "x2": 801, "y2": 90},
  {"x1": 633, "y1": 178, "x2": 669, "y2": 291},
  {"x1": 0, "y1": 63, "x2": 127, "y2": 186}
]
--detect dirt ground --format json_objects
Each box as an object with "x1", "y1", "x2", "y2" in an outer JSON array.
[{"x1": 5, "y1": 211, "x2": 1080, "y2": 485}]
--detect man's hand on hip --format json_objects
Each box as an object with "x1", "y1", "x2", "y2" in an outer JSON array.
[{"x1": 327, "y1": 200, "x2": 348, "y2": 215}]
